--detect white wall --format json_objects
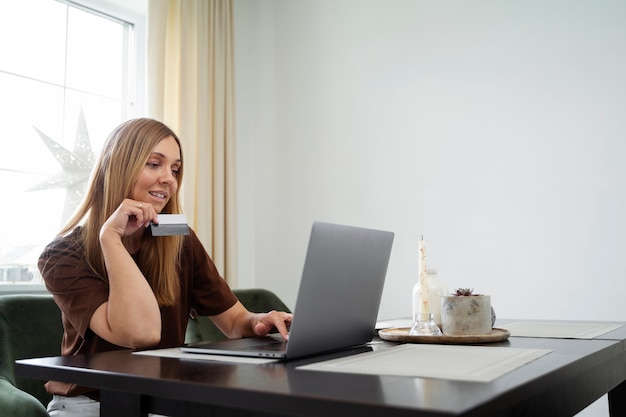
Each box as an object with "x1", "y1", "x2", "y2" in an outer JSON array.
[
  {"x1": 235, "y1": 1, "x2": 625, "y2": 415},
  {"x1": 235, "y1": 0, "x2": 626, "y2": 317}
]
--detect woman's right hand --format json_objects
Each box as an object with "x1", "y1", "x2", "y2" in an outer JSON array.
[{"x1": 100, "y1": 198, "x2": 158, "y2": 240}]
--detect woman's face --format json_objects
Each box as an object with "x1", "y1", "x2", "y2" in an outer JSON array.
[{"x1": 131, "y1": 135, "x2": 181, "y2": 213}]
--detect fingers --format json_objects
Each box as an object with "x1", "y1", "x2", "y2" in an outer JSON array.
[
  {"x1": 254, "y1": 311, "x2": 292, "y2": 341},
  {"x1": 272, "y1": 313, "x2": 292, "y2": 341},
  {"x1": 124, "y1": 199, "x2": 160, "y2": 230},
  {"x1": 131, "y1": 200, "x2": 158, "y2": 228},
  {"x1": 101, "y1": 199, "x2": 158, "y2": 239}
]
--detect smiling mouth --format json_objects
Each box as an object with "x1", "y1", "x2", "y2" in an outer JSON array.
[{"x1": 149, "y1": 191, "x2": 168, "y2": 199}]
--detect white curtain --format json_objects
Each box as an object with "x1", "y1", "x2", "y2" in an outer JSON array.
[{"x1": 147, "y1": 0, "x2": 237, "y2": 285}]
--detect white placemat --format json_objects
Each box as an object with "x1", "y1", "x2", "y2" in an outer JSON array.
[
  {"x1": 133, "y1": 347, "x2": 278, "y2": 364},
  {"x1": 297, "y1": 344, "x2": 552, "y2": 382},
  {"x1": 499, "y1": 321, "x2": 623, "y2": 339}
]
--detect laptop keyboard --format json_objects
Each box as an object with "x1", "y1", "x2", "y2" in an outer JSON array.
[{"x1": 243, "y1": 340, "x2": 287, "y2": 351}]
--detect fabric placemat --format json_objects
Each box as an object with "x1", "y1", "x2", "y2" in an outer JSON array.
[
  {"x1": 297, "y1": 344, "x2": 551, "y2": 382},
  {"x1": 133, "y1": 347, "x2": 277, "y2": 364},
  {"x1": 499, "y1": 321, "x2": 623, "y2": 339}
]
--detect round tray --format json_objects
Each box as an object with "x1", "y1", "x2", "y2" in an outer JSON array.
[{"x1": 378, "y1": 327, "x2": 510, "y2": 344}]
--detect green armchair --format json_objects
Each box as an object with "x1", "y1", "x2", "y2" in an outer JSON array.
[
  {"x1": 0, "y1": 294, "x2": 61, "y2": 417},
  {"x1": 0, "y1": 289, "x2": 290, "y2": 417}
]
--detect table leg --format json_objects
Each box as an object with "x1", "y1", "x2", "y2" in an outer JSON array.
[
  {"x1": 608, "y1": 380, "x2": 626, "y2": 417},
  {"x1": 100, "y1": 390, "x2": 148, "y2": 417}
]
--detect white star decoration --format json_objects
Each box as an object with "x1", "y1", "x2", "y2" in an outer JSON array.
[{"x1": 28, "y1": 109, "x2": 95, "y2": 222}]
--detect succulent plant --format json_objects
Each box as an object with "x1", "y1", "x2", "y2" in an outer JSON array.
[{"x1": 454, "y1": 288, "x2": 474, "y2": 296}]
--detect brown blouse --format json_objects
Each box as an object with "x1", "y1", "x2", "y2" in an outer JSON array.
[{"x1": 38, "y1": 227, "x2": 237, "y2": 397}]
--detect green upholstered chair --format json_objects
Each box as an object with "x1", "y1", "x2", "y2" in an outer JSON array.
[
  {"x1": 0, "y1": 294, "x2": 62, "y2": 417},
  {"x1": 185, "y1": 288, "x2": 291, "y2": 343},
  {"x1": 0, "y1": 289, "x2": 290, "y2": 417}
]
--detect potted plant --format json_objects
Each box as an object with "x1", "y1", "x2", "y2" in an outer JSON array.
[{"x1": 440, "y1": 288, "x2": 492, "y2": 335}]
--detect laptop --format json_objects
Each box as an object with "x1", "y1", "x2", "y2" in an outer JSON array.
[{"x1": 181, "y1": 221, "x2": 394, "y2": 360}]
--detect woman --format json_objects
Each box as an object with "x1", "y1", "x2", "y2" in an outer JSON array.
[{"x1": 38, "y1": 118, "x2": 291, "y2": 416}]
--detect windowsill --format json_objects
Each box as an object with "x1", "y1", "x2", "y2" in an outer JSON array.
[{"x1": 0, "y1": 284, "x2": 49, "y2": 295}]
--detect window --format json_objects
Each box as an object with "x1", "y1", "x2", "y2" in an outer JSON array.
[{"x1": 0, "y1": 0, "x2": 145, "y2": 289}]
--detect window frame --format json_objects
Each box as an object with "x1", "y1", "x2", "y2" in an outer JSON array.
[{"x1": 69, "y1": 0, "x2": 147, "y2": 115}]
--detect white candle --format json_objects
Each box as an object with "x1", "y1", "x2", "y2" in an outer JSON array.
[{"x1": 418, "y1": 237, "x2": 429, "y2": 320}]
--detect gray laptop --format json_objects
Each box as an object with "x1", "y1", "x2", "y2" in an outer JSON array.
[{"x1": 181, "y1": 221, "x2": 394, "y2": 360}]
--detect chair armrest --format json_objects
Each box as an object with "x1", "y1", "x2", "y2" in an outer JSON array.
[{"x1": 0, "y1": 377, "x2": 49, "y2": 417}]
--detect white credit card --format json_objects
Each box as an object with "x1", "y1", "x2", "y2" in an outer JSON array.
[{"x1": 150, "y1": 214, "x2": 190, "y2": 236}]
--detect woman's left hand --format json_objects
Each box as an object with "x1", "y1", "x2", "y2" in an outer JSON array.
[
  {"x1": 211, "y1": 302, "x2": 292, "y2": 341},
  {"x1": 253, "y1": 310, "x2": 293, "y2": 341}
]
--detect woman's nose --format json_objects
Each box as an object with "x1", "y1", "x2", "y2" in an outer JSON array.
[{"x1": 160, "y1": 168, "x2": 176, "y2": 184}]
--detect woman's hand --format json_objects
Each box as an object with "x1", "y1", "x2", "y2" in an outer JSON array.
[
  {"x1": 211, "y1": 302, "x2": 293, "y2": 341},
  {"x1": 253, "y1": 310, "x2": 293, "y2": 341},
  {"x1": 100, "y1": 198, "x2": 158, "y2": 240}
]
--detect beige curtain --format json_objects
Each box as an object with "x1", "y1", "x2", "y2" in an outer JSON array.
[{"x1": 147, "y1": 0, "x2": 237, "y2": 286}]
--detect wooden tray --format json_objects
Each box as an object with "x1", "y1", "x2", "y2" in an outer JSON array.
[{"x1": 378, "y1": 327, "x2": 510, "y2": 344}]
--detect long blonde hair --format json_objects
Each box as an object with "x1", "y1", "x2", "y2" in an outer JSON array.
[{"x1": 60, "y1": 118, "x2": 185, "y2": 306}]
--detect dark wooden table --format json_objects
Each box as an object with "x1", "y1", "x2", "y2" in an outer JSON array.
[{"x1": 15, "y1": 333, "x2": 626, "y2": 417}]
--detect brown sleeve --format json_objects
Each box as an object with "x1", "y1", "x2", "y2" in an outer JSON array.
[{"x1": 38, "y1": 231, "x2": 109, "y2": 354}]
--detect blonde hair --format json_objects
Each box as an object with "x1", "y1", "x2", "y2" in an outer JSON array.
[{"x1": 60, "y1": 118, "x2": 184, "y2": 306}]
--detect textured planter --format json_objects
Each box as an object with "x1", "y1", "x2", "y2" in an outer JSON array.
[{"x1": 440, "y1": 294, "x2": 492, "y2": 335}]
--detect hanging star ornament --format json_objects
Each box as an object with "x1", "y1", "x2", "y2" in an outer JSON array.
[{"x1": 29, "y1": 109, "x2": 95, "y2": 223}]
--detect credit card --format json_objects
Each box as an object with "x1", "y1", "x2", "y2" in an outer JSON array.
[{"x1": 150, "y1": 214, "x2": 190, "y2": 236}]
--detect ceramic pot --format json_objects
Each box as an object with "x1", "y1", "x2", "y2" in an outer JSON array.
[{"x1": 440, "y1": 294, "x2": 492, "y2": 335}]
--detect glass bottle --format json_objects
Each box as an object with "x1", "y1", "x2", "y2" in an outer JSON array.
[{"x1": 411, "y1": 268, "x2": 447, "y2": 328}]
